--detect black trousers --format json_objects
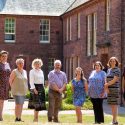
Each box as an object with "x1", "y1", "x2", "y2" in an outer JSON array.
[{"x1": 91, "y1": 98, "x2": 104, "y2": 123}]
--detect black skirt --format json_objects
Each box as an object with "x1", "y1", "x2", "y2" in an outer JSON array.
[{"x1": 28, "y1": 84, "x2": 46, "y2": 111}]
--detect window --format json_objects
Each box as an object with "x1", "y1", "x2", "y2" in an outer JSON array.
[
  {"x1": 40, "y1": 19, "x2": 50, "y2": 43},
  {"x1": 87, "y1": 15, "x2": 92, "y2": 56},
  {"x1": 87, "y1": 13, "x2": 97, "y2": 56},
  {"x1": 48, "y1": 58, "x2": 55, "y2": 72},
  {"x1": 69, "y1": 17, "x2": 72, "y2": 41},
  {"x1": 93, "y1": 13, "x2": 97, "y2": 55},
  {"x1": 66, "y1": 18, "x2": 69, "y2": 41},
  {"x1": 5, "y1": 18, "x2": 15, "y2": 42},
  {"x1": 106, "y1": 0, "x2": 110, "y2": 31},
  {"x1": 77, "y1": 13, "x2": 80, "y2": 39}
]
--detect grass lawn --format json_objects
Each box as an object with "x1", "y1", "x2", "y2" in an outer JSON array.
[{"x1": 0, "y1": 114, "x2": 125, "y2": 125}]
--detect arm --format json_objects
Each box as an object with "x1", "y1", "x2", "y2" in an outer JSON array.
[
  {"x1": 9, "y1": 70, "x2": 16, "y2": 86},
  {"x1": 48, "y1": 72, "x2": 59, "y2": 92},
  {"x1": 59, "y1": 72, "x2": 67, "y2": 93},
  {"x1": 71, "y1": 83, "x2": 74, "y2": 93},
  {"x1": 105, "y1": 76, "x2": 119, "y2": 87},
  {"x1": 122, "y1": 76, "x2": 125, "y2": 93},
  {"x1": 29, "y1": 70, "x2": 38, "y2": 94},
  {"x1": 84, "y1": 82, "x2": 88, "y2": 93}
]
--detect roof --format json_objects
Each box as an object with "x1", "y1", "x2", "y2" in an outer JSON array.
[
  {"x1": 65, "y1": 0, "x2": 90, "y2": 13},
  {"x1": 0, "y1": 0, "x2": 75, "y2": 16}
]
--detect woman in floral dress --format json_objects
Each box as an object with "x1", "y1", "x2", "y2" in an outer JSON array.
[
  {"x1": 71, "y1": 67, "x2": 88, "y2": 123},
  {"x1": 0, "y1": 50, "x2": 11, "y2": 121}
]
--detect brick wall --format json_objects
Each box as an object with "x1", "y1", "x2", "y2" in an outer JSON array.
[
  {"x1": 0, "y1": 15, "x2": 63, "y2": 79},
  {"x1": 62, "y1": 0, "x2": 122, "y2": 79}
]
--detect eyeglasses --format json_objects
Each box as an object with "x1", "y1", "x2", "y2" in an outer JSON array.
[
  {"x1": 110, "y1": 60, "x2": 116, "y2": 62},
  {"x1": 1, "y1": 55, "x2": 7, "y2": 58}
]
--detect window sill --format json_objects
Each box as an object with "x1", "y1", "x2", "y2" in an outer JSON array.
[
  {"x1": 39, "y1": 41, "x2": 50, "y2": 44},
  {"x1": 4, "y1": 40, "x2": 15, "y2": 43}
]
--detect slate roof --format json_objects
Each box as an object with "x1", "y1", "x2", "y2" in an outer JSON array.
[
  {"x1": 65, "y1": 0, "x2": 90, "y2": 13},
  {"x1": 0, "y1": 0, "x2": 91, "y2": 16}
]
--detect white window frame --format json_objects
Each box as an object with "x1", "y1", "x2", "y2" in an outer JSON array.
[
  {"x1": 4, "y1": 18, "x2": 16, "y2": 43},
  {"x1": 87, "y1": 15, "x2": 91, "y2": 56},
  {"x1": 40, "y1": 19, "x2": 50, "y2": 43}
]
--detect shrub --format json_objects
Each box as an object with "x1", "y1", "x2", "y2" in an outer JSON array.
[{"x1": 64, "y1": 82, "x2": 73, "y2": 104}]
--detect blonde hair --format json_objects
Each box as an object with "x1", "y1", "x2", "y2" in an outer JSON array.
[
  {"x1": 16, "y1": 58, "x2": 24, "y2": 65},
  {"x1": 32, "y1": 58, "x2": 43, "y2": 69},
  {"x1": 75, "y1": 67, "x2": 86, "y2": 81}
]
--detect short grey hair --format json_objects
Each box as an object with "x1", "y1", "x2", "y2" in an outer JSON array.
[
  {"x1": 16, "y1": 58, "x2": 24, "y2": 65},
  {"x1": 32, "y1": 58, "x2": 43, "y2": 69},
  {"x1": 54, "y1": 60, "x2": 61, "y2": 66}
]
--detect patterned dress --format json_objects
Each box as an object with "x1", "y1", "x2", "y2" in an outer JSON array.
[
  {"x1": 107, "y1": 67, "x2": 120, "y2": 105},
  {"x1": 88, "y1": 70, "x2": 106, "y2": 98},
  {"x1": 72, "y1": 79, "x2": 86, "y2": 106},
  {"x1": 0, "y1": 62, "x2": 11, "y2": 100}
]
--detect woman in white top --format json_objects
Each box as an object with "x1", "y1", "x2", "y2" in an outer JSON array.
[
  {"x1": 29, "y1": 58, "x2": 46, "y2": 122},
  {"x1": 9, "y1": 58, "x2": 28, "y2": 122}
]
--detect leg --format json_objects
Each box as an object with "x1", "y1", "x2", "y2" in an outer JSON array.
[
  {"x1": 75, "y1": 106, "x2": 82, "y2": 123},
  {"x1": 97, "y1": 99, "x2": 104, "y2": 123},
  {"x1": 47, "y1": 91, "x2": 55, "y2": 122},
  {"x1": 15, "y1": 104, "x2": 23, "y2": 120},
  {"x1": 91, "y1": 98, "x2": 98, "y2": 123},
  {"x1": 33, "y1": 110, "x2": 39, "y2": 122},
  {"x1": 0, "y1": 100, "x2": 4, "y2": 121},
  {"x1": 53, "y1": 94, "x2": 62, "y2": 122},
  {"x1": 111, "y1": 105, "x2": 118, "y2": 123}
]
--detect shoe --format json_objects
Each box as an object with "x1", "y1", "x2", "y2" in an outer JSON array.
[
  {"x1": 53, "y1": 117, "x2": 59, "y2": 123},
  {"x1": 110, "y1": 121, "x2": 118, "y2": 125},
  {"x1": 113, "y1": 121, "x2": 118, "y2": 125},
  {"x1": 18, "y1": 118, "x2": 24, "y2": 122},
  {"x1": 48, "y1": 117, "x2": 52, "y2": 122},
  {"x1": 15, "y1": 118, "x2": 24, "y2": 122},
  {"x1": 0, "y1": 118, "x2": 3, "y2": 121}
]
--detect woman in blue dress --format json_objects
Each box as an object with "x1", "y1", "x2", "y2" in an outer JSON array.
[{"x1": 71, "y1": 67, "x2": 88, "y2": 123}]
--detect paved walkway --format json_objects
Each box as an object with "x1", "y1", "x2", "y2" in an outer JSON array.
[{"x1": 3, "y1": 100, "x2": 125, "y2": 115}]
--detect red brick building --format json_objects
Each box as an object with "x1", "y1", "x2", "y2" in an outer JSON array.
[{"x1": 0, "y1": 0, "x2": 124, "y2": 80}]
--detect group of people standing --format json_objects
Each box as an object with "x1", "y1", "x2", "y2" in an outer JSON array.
[{"x1": 0, "y1": 49, "x2": 124, "y2": 125}]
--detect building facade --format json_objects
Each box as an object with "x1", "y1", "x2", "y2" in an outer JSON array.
[
  {"x1": 0, "y1": 0, "x2": 124, "y2": 81},
  {"x1": 62, "y1": 0, "x2": 123, "y2": 80}
]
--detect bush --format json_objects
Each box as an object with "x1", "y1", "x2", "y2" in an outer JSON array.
[{"x1": 64, "y1": 82, "x2": 73, "y2": 104}]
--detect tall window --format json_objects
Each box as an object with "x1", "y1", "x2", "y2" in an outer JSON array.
[
  {"x1": 40, "y1": 19, "x2": 50, "y2": 43},
  {"x1": 66, "y1": 18, "x2": 69, "y2": 41},
  {"x1": 48, "y1": 58, "x2": 55, "y2": 72},
  {"x1": 69, "y1": 17, "x2": 72, "y2": 41},
  {"x1": 106, "y1": 0, "x2": 110, "y2": 31},
  {"x1": 5, "y1": 18, "x2": 15, "y2": 42},
  {"x1": 87, "y1": 13, "x2": 97, "y2": 56},
  {"x1": 77, "y1": 13, "x2": 80, "y2": 39},
  {"x1": 87, "y1": 15, "x2": 92, "y2": 56},
  {"x1": 93, "y1": 13, "x2": 97, "y2": 55}
]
